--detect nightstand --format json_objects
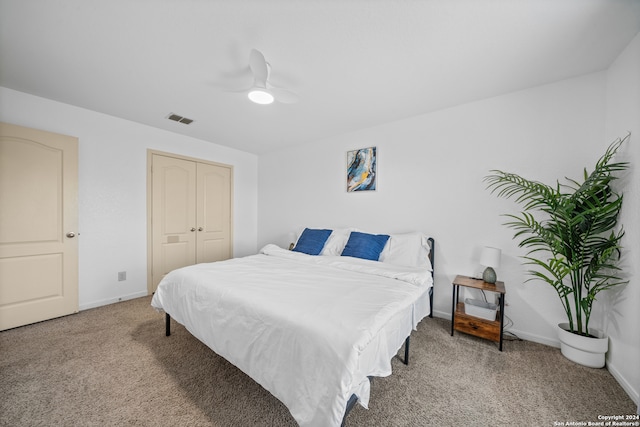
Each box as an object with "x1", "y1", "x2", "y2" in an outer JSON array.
[{"x1": 451, "y1": 275, "x2": 506, "y2": 351}]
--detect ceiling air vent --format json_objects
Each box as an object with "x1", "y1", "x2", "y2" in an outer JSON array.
[{"x1": 166, "y1": 113, "x2": 194, "y2": 125}]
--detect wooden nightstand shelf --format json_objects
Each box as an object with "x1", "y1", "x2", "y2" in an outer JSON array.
[{"x1": 451, "y1": 275, "x2": 506, "y2": 351}]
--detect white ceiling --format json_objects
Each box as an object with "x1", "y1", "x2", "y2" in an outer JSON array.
[{"x1": 1, "y1": 0, "x2": 639, "y2": 154}]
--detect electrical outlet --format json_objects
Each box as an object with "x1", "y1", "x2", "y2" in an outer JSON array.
[{"x1": 118, "y1": 271, "x2": 126, "y2": 281}]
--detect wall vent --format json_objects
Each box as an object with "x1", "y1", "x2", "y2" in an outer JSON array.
[{"x1": 166, "y1": 113, "x2": 194, "y2": 125}]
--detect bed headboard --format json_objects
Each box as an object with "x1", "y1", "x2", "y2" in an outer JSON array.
[
  {"x1": 427, "y1": 237, "x2": 435, "y2": 278},
  {"x1": 427, "y1": 237, "x2": 435, "y2": 318}
]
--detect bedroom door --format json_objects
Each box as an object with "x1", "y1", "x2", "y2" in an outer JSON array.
[
  {"x1": 149, "y1": 152, "x2": 232, "y2": 292},
  {"x1": 0, "y1": 122, "x2": 79, "y2": 331}
]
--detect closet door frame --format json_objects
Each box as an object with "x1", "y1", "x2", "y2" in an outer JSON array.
[{"x1": 146, "y1": 149, "x2": 234, "y2": 294}]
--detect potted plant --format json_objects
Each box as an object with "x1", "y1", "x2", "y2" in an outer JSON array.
[{"x1": 484, "y1": 134, "x2": 630, "y2": 368}]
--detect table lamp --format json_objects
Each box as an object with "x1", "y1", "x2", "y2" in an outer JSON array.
[{"x1": 480, "y1": 246, "x2": 501, "y2": 284}]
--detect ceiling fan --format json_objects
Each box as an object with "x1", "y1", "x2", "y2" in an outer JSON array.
[{"x1": 245, "y1": 49, "x2": 299, "y2": 105}]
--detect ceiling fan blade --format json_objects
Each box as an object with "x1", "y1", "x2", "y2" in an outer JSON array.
[
  {"x1": 223, "y1": 86, "x2": 253, "y2": 94},
  {"x1": 249, "y1": 49, "x2": 269, "y2": 87},
  {"x1": 270, "y1": 86, "x2": 299, "y2": 104}
]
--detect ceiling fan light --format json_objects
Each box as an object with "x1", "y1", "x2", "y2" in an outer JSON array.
[{"x1": 248, "y1": 89, "x2": 274, "y2": 105}]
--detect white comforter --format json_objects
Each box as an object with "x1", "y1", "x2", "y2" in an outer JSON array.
[{"x1": 151, "y1": 244, "x2": 432, "y2": 427}]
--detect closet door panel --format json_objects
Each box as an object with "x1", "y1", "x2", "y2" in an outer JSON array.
[
  {"x1": 196, "y1": 162, "x2": 232, "y2": 264},
  {"x1": 151, "y1": 155, "x2": 197, "y2": 290}
]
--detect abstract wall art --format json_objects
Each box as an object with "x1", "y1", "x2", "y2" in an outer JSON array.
[{"x1": 346, "y1": 146, "x2": 376, "y2": 192}]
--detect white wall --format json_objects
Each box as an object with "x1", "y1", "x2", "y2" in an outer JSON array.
[
  {"x1": 0, "y1": 87, "x2": 258, "y2": 310},
  {"x1": 604, "y1": 32, "x2": 640, "y2": 409},
  {"x1": 259, "y1": 68, "x2": 637, "y2": 402}
]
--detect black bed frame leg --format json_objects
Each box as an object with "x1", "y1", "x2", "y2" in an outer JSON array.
[
  {"x1": 341, "y1": 394, "x2": 358, "y2": 427},
  {"x1": 402, "y1": 336, "x2": 410, "y2": 365},
  {"x1": 165, "y1": 313, "x2": 171, "y2": 336}
]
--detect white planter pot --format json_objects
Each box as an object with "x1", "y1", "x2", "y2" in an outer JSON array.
[{"x1": 557, "y1": 323, "x2": 608, "y2": 368}]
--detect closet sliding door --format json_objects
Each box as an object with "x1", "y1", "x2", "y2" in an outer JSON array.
[{"x1": 148, "y1": 151, "x2": 233, "y2": 293}]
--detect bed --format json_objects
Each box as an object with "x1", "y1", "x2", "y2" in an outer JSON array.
[{"x1": 151, "y1": 229, "x2": 434, "y2": 427}]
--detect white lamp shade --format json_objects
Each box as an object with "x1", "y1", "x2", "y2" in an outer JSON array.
[{"x1": 480, "y1": 246, "x2": 501, "y2": 268}]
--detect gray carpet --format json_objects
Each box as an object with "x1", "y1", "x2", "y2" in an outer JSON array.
[{"x1": 0, "y1": 296, "x2": 635, "y2": 426}]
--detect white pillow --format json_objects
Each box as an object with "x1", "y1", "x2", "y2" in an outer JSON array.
[
  {"x1": 379, "y1": 232, "x2": 432, "y2": 270},
  {"x1": 320, "y1": 228, "x2": 357, "y2": 256}
]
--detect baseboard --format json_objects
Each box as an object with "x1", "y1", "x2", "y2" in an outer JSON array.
[
  {"x1": 79, "y1": 291, "x2": 149, "y2": 311},
  {"x1": 506, "y1": 327, "x2": 561, "y2": 348},
  {"x1": 432, "y1": 309, "x2": 451, "y2": 320},
  {"x1": 607, "y1": 361, "x2": 640, "y2": 410}
]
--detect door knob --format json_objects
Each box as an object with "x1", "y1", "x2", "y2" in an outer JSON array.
[
  {"x1": 198, "y1": 227, "x2": 203, "y2": 231},
  {"x1": 190, "y1": 228, "x2": 196, "y2": 232},
  {"x1": 66, "y1": 232, "x2": 76, "y2": 238}
]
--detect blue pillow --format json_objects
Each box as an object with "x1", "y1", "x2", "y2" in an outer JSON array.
[
  {"x1": 292, "y1": 228, "x2": 333, "y2": 255},
  {"x1": 341, "y1": 232, "x2": 390, "y2": 261}
]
